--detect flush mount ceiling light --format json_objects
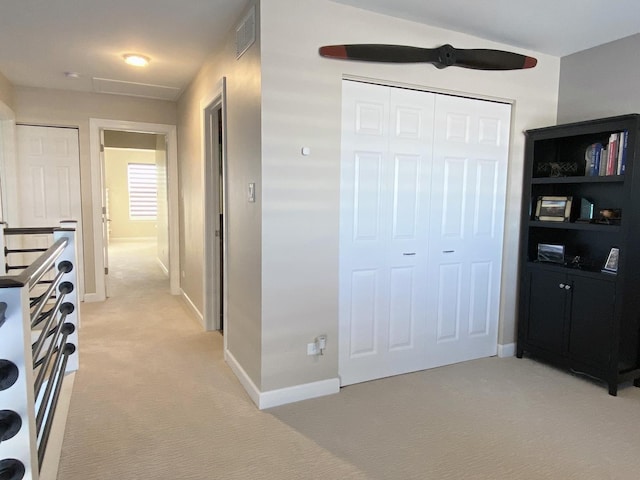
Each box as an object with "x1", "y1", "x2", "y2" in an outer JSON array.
[{"x1": 123, "y1": 54, "x2": 150, "y2": 67}]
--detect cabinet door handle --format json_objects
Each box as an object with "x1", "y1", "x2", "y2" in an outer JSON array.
[
  {"x1": 443, "y1": 250, "x2": 455, "y2": 254},
  {"x1": 403, "y1": 253, "x2": 416, "y2": 256},
  {"x1": 559, "y1": 283, "x2": 565, "y2": 288},
  {"x1": 564, "y1": 285, "x2": 571, "y2": 290}
]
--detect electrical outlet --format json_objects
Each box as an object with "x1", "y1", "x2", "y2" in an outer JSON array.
[{"x1": 307, "y1": 342, "x2": 319, "y2": 356}]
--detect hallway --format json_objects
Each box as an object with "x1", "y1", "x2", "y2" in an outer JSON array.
[
  {"x1": 57, "y1": 242, "x2": 255, "y2": 478},
  {"x1": 56, "y1": 241, "x2": 366, "y2": 479}
]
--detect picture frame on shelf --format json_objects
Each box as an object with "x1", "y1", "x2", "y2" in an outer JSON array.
[
  {"x1": 602, "y1": 247, "x2": 619, "y2": 274},
  {"x1": 537, "y1": 243, "x2": 565, "y2": 264},
  {"x1": 535, "y1": 196, "x2": 573, "y2": 222}
]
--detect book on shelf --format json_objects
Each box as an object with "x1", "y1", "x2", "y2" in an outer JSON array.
[
  {"x1": 600, "y1": 145, "x2": 608, "y2": 175},
  {"x1": 585, "y1": 142, "x2": 602, "y2": 176},
  {"x1": 607, "y1": 133, "x2": 618, "y2": 176},
  {"x1": 619, "y1": 130, "x2": 628, "y2": 175},
  {"x1": 584, "y1": 130, "x2": 627, "y2": 177}
]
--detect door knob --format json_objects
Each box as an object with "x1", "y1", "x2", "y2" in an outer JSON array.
[
  {"x1": 564, "y1": 285, "x2": 571, "y2": 290},
  {"x1": 559, "y1": 283, "x2": 565, "y2": 288}
]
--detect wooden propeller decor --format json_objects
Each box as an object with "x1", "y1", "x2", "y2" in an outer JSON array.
[{"x1": 319, "y1": 44, "x2": 537, "y2": 70}]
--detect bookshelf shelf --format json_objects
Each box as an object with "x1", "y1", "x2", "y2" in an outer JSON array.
[
  {"x1": 517, "y1": 114, "x2": 640, "y2": 396},
  {"x1": 531, "y1": 175, "x2": 624, "y2": 184},
  {"x1": 528, "y1": 221, "x2": 621, "y2": 232},
  {"x1": 525, "y1": 261, "x2": 617, "y2": 281}
]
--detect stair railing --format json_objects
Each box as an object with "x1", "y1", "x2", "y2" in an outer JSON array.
[{"x1": 0, "y1": 222, "x2": 79, "y2": 480}]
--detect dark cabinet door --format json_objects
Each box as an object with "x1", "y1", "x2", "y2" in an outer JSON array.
[
  {"x1": 567, "y1": 276, "x2": 615, "y2": 366},
  {"x1": 525, "y1": 269, "x2": 568, "y2": 354}
]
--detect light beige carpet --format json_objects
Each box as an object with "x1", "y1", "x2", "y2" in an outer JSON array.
[{"x1": 57, "y1": 240, "x2": 640, "y2": 479}]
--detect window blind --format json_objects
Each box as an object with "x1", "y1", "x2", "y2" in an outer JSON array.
[{"x1": 127, "y1": 163, "x2": 157, "y2": 220}]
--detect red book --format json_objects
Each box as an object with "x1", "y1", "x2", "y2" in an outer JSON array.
[{"x1": 607, "y1": 133, "x2": 618, "y2": 176}]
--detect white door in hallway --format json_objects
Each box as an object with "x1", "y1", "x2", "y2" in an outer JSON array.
[
  {"x1": 339, "y1": 81, "x2": 511, "y2": 386},
  {"x1": 15, "y1": 125, "x2": 84, "y2": 296}
]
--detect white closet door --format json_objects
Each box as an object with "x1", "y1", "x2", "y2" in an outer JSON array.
[
  {"x1": 15, "y1": 125, "x2": 84, "y2": 297},
  {"x1": 339, "y1": 81, "x2": 435, "y2": 386},
  {"x1": 425, "y1": 95, "x2": 511, "y2": 367},
  {"x1": 16, "y1": 126, "x2": 81, "y2": 228},
  {"x1": 339, "y1": 81, "x2": 511, "y2": 386}
]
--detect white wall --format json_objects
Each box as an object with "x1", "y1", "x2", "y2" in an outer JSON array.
[
  {"x1": 558, "y1": 34, "x2": 640, "y2": 124},
  {"x1": 176, "y1": 1, "x2": 263, "y2": 386},
  {"x1": 13, "y1": 87, "x2": 176, "y2": 294},
  {"x1": 258, "y1": 0, "x2": 561, "y2": 392},
  {"x1": 0, "y1": 70, "x2": 14, "y2": 111}
]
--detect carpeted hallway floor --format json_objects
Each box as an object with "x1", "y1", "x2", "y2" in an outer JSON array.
[{"x1": 57, "y1": 240, "x2": 640, "y2": 479}]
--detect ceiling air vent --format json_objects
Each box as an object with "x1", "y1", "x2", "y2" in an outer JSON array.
[
  {"x1": 236, "y1": 6, "x2": 256, "y2": 59},
  {"x1": 93, "y1": 78, "x2": 181, "y2": 101}
]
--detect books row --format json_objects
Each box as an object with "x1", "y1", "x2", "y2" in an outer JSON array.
[{"x1": 584, "y1": 130, "x2": 628, "y2": 176}]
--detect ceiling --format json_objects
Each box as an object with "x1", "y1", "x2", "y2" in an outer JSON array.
[
  {"x1": 0, "y1": 0, "x2": 249, "y2": 101},
  {"x1": 334, "y1": 0, "x2": 640, "y2": 57},
  {"x1": 1, "y1": 0, "x2": 639, "y2": 101}
]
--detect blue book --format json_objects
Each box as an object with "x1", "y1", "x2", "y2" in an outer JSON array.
[
  {"x1": 619, "y1": 130, "x2": 628, "y2": 175},
  {"x1": 593, "y1": 143, "x2": 602, "y2": 176}
]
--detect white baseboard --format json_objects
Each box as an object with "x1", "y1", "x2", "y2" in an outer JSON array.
[
  {"x1": 109, "y1": 236, "x2": 156, "y2": 242},
  {"x1": 156, "y1": 258, "x2": 169, "y2": 276},
  {"x1": 498, "y1": 343, "x2": 516, "y2": 358},
  {"x1": 180, "y1": 289, "x2": 204, "y2": 327},
  {"x1": 225, "y1": 349, "x2": 261, "y2": 407},
  {"x1": 224, "y1": 349, "x2": 340, "y2": 410},
  {"x1": 259, "y1": 378, "x2": 340, "y2": 410},
  {"x1": 82, "y1": 292, "x2": 104, "y2": 303}
]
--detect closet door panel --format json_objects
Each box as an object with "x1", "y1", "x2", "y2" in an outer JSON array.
[
  {"x1": 426, "y1": 95, "x2": 511, "y2": 366},
  {"x1": 339, "y1": 81, "x2": 434, "y2": 385}
]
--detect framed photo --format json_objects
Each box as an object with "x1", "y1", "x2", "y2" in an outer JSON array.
[
  {"x1": 537, "y1": 243, "x2": 565, "y2": 264},
  {"x1": 602, "y1": 247, "x2": 619, "y2": 274},
  {"x1": 535, "y1": 196, "x2": 573, "y2": 222}
]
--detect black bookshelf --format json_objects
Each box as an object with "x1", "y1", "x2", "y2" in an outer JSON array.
[{"x1": 516, "y1": 114, "x2": 640, "y2": 395}]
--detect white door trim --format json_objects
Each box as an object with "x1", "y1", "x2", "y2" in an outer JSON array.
[
  {"x1": 0, "y1": 101, "x2": 16, "y2": 225},
  {"x1": 88, "y1": 118, "x2": 179, "y2": 302},
  {"x1": 200, "y1": 77, "x2": 228, "y2": 333}
]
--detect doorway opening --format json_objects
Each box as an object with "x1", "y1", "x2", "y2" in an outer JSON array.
[
  {"x1": 203, "y1": 79, "x2": 227, "y2": 332},
  {"x1": 102, "y1": 130, "x2": 169, "y2": 297},
  {"x1": 89, "y1": 119, "x2": 179, "y2": 303}
]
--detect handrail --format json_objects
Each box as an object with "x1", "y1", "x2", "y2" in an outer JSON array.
[
  {"x1": 0, "y1": 237, "x2": 67, "y2": 289},
  {"x1": 3, "y1": 227, "x2": 57, "y2": 236}
]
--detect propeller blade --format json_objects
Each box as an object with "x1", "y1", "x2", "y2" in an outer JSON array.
[
  {"x1": 319, "y1": 44, "x2": 537, "y2": 70},
  {"x1": 453, "y1": 48, "x2": 537, "y2": 70},
  {"x1": 319, "y1": 44, "x2": 440, "y2": 64}
]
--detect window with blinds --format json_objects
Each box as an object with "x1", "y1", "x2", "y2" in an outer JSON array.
[{"x1": 127, "y1": 163, "x2": 157, "y2": 220}]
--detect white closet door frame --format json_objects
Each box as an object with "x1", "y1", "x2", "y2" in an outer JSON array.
[{"x1": 339, "y1": 80, "x2": 512, "y2": 386}]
